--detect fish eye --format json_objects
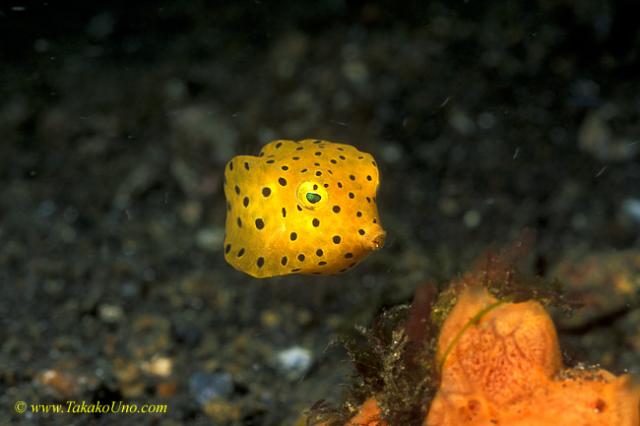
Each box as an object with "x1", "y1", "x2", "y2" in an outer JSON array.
[
  {"x1": 297, "y1": 181, "x2": 327, "y2": 210},
  {"x1": 306, "y1": 193, "x2": 322, "y2": 203}
]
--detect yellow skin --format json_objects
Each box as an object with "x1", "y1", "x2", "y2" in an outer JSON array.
[{"x1": 223, "y1": 139, "x2": 386, "y2": 278}]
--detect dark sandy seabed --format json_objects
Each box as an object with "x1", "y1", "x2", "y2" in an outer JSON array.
[{"x1": 1, "y1": 1, "x2": 639, "y2": 425}]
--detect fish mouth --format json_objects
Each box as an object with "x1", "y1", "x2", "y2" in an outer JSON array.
[{"x1": 370, "y1": 229, "x2": 386, "y2": 251}]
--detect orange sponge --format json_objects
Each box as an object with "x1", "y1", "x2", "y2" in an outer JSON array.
[{"x1": 427, "y1": 285, "x2": 639, "y2": 426}]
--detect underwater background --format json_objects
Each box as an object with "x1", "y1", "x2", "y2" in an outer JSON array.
[{"x1": 1, "y1": 1, "x2": 639, "y2": 424}]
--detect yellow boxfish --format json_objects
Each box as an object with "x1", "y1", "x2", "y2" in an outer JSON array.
[{"x1": 223, "y1": 139, "x2": 386, "y2": 278}]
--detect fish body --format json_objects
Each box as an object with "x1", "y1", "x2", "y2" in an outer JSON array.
[{"x1": 223, "y1": 139, "x2": 385, "y2": 278}]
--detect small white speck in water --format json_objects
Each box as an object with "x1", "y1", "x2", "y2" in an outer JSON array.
[{"x1": 513, "y1": 147, "x2": 520, "y2": 159}]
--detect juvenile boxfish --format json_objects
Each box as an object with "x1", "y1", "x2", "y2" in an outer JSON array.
[{"x1": 223, "y1": 139, "x2": 386, "y2": 278}]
